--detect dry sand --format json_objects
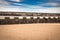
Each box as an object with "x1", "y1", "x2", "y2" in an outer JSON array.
[{"x1": 0, "y1": 23, "x2": 60, "y2": 40}]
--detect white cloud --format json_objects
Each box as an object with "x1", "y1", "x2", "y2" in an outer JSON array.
[
  {"x1": 0, "y1": 6, "x2": 60, "y2": 13},
  {"x1": 0, "y1": 0, "x2": 60, "y2": 13},
  {"x1": 0, "y1": 0, "x2": 10, "y2": 6},
  {"x1": 13, "y1": 3, "x2": 23, "y2": 5},
  {"x1": 53, "y1": 0, "x2": 60, "y2": 1},
  {"x1": 41, "y1": 2, "x2": 60, "y2": 7},
  {"x1": 37, "y1": 7, "x2": 60, "y2": 13},
  {"x1": 10, "y1": 0, "x2": 21, "y2": 2}
]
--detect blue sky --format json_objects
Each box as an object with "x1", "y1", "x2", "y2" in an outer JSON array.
[{"x1": 0, "y1": 0, "x2": 60, "y2": 13}]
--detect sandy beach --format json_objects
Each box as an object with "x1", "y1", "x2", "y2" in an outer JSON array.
[{"x1": 0, "y1": 23, "x2": 60, "y2": 40}]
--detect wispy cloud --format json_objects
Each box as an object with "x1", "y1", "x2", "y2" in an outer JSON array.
[
  {"x1": 0, "y1": 0, "x2": 10, "y2": 6},
  {"x1": 52, "y1": 0, "x2": 60, "y2": 1},
  {"x1": 10, "y1": 0, "x2": 21, "y2": 2},
  {"x1": 0, "y1": 0, "x2": 60, "y2": 13},
  {"x1": 41, "y1": 2, "x2": 60, "y2": 7},
  {"x1": 0, "y1": 5, "x2": 60, "y2": 13}
]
